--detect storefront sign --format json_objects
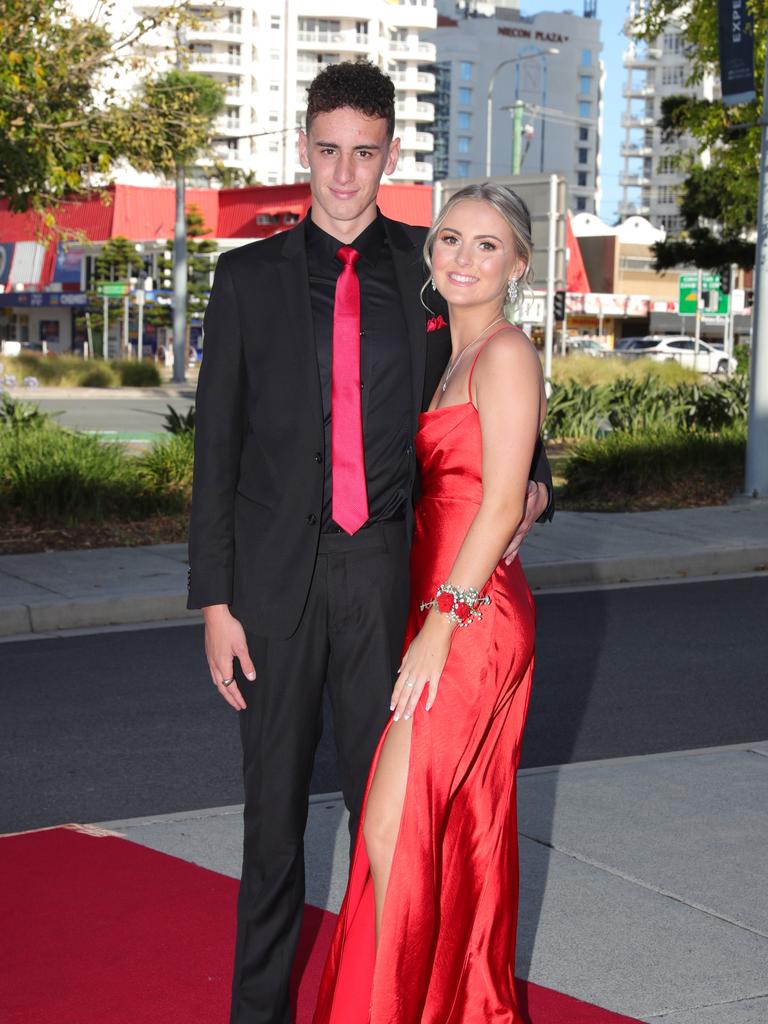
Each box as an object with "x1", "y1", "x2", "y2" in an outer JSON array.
[{"x1": 0, "y1": 291, "x2": 87, "y2": 307}]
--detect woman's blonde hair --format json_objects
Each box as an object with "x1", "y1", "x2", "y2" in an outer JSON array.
[{"x1": 422, "y1": 183, "x2": 534, "y2": 312}]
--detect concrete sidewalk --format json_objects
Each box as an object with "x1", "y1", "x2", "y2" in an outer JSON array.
[
  {"x1": 1, "y1": 500, "x2": 767, "y2": 636},
  {"x1": 100, "y1": 741, "x2": 768, "y2": 1023}
]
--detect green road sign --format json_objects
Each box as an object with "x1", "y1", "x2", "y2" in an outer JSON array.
[
  {"x1": 96, "y1": 281, "x2": 129, "y2": 298},
  {"x1": 678, "y1": 273, "x2": 729, "y2": 316}
]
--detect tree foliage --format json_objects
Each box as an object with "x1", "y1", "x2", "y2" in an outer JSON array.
[
  {"x1": 632, "y1": 0, "x2": 767, "y2": 270},
  {"x1": 0, "y1": 0, "x2": 222, "y2": 217}
]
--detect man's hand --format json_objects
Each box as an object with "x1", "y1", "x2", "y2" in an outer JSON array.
[
  {"x1": 503, "y1": 480, "x2": 548, "y2": 565},
  {"x1": 203, "y1": 604, "x2": 255, "y2": 711}
]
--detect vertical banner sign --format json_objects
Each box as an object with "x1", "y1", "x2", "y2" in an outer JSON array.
[{"x1": 718, "y1": 0, "x2": 756, "y2": 105}]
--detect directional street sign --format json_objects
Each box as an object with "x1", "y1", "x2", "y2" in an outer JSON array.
[
  {"x1": 96, "y1": 282, "x2": 130, "y2": 298},
  {"x1": 678, "y1": 273, "x2": 729, "y2": 316}
]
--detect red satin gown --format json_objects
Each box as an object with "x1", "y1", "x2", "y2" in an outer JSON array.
[{"x1": 314, "y1": 334, "x2": 536, "y2": 1024}]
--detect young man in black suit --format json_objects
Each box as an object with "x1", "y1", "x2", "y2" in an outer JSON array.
[{"x1": 188, "y1": 61, "x2": 553, "y2": 1024}]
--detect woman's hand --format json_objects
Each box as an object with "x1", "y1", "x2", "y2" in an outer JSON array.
[{"x1": 391, "y1": 611, "x2": 454, "y2": 721}]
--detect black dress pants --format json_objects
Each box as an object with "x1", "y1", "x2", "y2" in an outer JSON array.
[{"x1": 230, "y1": 521, "x2": 410, "y2": 1024}]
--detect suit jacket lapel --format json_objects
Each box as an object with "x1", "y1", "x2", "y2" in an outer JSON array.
[
  {"x1": 384, "y1": 217, "x2": 427, "y2": 437},
  {"x1": 276, "y1": 220, "x2": 324, "y2": 435}
]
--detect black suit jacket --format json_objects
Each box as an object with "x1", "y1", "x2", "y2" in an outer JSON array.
[{"x1": 188, "y1": 214, "x2": 553, "y2": 638}]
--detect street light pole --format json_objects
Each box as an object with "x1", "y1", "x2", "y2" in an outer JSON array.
[
  {"x1": 485, "y1": 48, "x2": 559, "y2": 178},
  {"x1": 745, "y1": 42, "x2": 768, "y2": 497}
]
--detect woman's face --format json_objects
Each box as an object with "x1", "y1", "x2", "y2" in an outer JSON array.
[{"x1": 431, "y1": 199, "x2": 524, "y2": 310}]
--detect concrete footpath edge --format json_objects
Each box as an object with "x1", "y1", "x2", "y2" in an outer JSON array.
[{"x1": 3, "y1": 548, "x2": 767, "y2": 638}]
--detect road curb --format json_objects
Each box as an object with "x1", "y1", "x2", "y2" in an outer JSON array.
[
  {"x1": 2, "y1": 548, "x2": 767, "y2": 637},
  {"x1": 0, "y1": 592, "x2": 200, "y2": 638},
  {"x1": 524, "y1": 546, "x2": 768, "y2": 590}
]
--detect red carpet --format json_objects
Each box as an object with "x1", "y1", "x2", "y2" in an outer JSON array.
[{"x1": 0, "y1": 827, "x2": 642, "y2": 1024}]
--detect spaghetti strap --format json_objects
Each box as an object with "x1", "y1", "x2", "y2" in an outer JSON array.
[{"x1": 467, "y1": 324, "x2": 510, "y2": 404}]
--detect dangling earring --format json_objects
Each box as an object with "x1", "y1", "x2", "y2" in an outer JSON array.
[
  {"x1": 431, "y1": 278, "x2": 437, "y2": 291},
  {"x1": 507, "y1": 278, "x2": 518, "y2": 305}
]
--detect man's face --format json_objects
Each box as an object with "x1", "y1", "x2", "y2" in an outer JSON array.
[{"x1": 298, "y1": 107, "x2": 400, "y2": 237}]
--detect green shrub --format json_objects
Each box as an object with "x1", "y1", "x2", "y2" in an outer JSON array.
[
  {"x1": 163, "y1": 403, "x2": 195, "y2": 434},
  {"x1": 0, "y1": 422, "x2": 194, "y2": 522},
  {"x1": 0, "y1": 394, "x2": 55, "y2": 431},
  {"x1": 734, "y1": 343, "x2": 750, "y2": 376},
  {"x1": 564, "y1": 426, "x2": 746, "y2": 508},
  {"x1": 134, "y1": 433, "x2": 194, "y2": 511},
  {"x1": 545, "y1": 373, "x2": 749, "y2": 440},
  {"x1": 551, "y1": 355, "x2": 698, "y2": 387},
  {"x1": 77, "y1": 364, "x2": 118, "y2": 388},
  {"x1": 114, "y1": 360, "x2": 162, "y2": 387}
]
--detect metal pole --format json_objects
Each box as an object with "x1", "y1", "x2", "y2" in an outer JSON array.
[
  {"x1": 123, "y1": 291, "x2": 130, "y2": 359},
  {"x1": 540, "y1": 57, "x2": 548, "y2": 173},
  {"x1": 485, "y1": 50, "x2": 558, "y2": 179},
  {"x1": 694, "y1": 266, "x2": 702, "y2": 359},
  {"x1": 511, "y1": 100, "x2": 524, "y2": 175},
  {"x1": 84, "y1": 311, "x2": 92, "y2": 360},
  {"x1": 136, "y1": 291, "x2": 145, "y2": 361},
  {"x1": 102, "y1": 294, "x2": 109, "y2": 359},
  {"x1": 172, "y1": 162, "x2": 187, "y2": 383},
  {"x1": 745, "y1": 42, "x2": 768, "y2": 496},
  {"x1": 432, "y1": 178, "x2": 444, "y2": 225},
  {"x1": 727, "y1": 262, "x2": 738, "y2": 357},
  {"x1": 544, "y1": 173, "x2": 557, "y2": 383}
]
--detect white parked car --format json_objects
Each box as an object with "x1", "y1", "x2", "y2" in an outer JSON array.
[{"x1": 643, "y1": 336, "x2": 737, "y2": 375}]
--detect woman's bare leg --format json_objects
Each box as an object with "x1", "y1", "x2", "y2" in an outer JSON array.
[{"x1": 362, "y1": 716, "x2": 412, "y2": 943}]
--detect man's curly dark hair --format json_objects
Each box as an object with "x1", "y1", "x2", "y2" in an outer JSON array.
[{"x1": 306, "y1": 61, "x2": 395, "y2": 139}]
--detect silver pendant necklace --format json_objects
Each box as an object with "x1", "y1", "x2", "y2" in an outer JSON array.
[{"x1": 441, "y1": 315, "x2": 506, "y2": 392}]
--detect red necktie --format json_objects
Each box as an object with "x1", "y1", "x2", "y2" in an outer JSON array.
[{"x1": 331, "y1": 245, "x2": 369, "y2": 535}]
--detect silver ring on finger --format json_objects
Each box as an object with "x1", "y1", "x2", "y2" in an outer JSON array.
[
  {"x1": 220, "y1": 676, "x2": 235, "y2": 687},
  {"x1": 406, "y1": 681, "x2": 414, "y2": 688}
]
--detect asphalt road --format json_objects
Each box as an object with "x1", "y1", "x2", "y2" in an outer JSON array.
[
  {"x1": 3, "y1": 576, "x2": 767, "y2": 833},
  {"x1": 31, "y1": 394, "x2": 196, "y2": 436}
]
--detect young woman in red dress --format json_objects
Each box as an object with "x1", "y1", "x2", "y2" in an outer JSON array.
[{"x1": 314, "y1": 183, "x2": 547, "y2": 1024}]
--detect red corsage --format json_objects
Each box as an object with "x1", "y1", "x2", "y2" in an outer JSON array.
[{"x1": 426, "y1": 314, "x2": 448, "y2": 332}]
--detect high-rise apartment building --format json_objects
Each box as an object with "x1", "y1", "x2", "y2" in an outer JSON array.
[
  {"x1": 620, "y1": 0, "x2": 717, "y2": 230},
  {"x1": 426, "y1": 2, "x2": 603, "y2": 215},
  {"x1": 82, "y1": 0, "x2": 438, "y2": 185}
]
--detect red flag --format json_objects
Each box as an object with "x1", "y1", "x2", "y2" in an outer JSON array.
[{"x1": 566, "y1": 210, "x2": 590, "y2": 293}]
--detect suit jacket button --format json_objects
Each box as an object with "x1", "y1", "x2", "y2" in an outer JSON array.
[
  {"x1": 306, "y1": 513, "x2": 317, "y2": 525},
  {"x1": 314, "y1": 452, "x2": 323, "y2": 463}
]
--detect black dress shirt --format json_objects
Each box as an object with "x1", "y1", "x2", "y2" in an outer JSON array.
[{"x1": 305, "y1": 212, "x2": 413, "y2": 532}]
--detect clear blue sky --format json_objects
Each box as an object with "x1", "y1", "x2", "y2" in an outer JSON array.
[{"x1": 520, "y1": 0, "x2": 627, "y2": 221}]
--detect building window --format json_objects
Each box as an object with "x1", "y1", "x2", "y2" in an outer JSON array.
[
  {"x1": 579, "y1": 100, "x2": 590, "y2": 118},
  {"x1": 579, "y1": 126, "x2": 589, "y2": 141},
  {"x1": 269, "y1": 141, "x2": 279, "y2": 153},
  {"x1": 580, "y1": 75, "x2": 591, "y2": 95},
  {"x1": 657, "y1": 155, "x2": 676, "y2": 174},
  {"x1": 458, "y1": 86, "x2": 472, "y2": 105},
  {"x1": 271, "y1": 49, "x2": 280, "y2": 61},
  {"x1": 578, "y1": 147, "x2": 588, "y2": 164},
  {"x1": 458, "y1": 111, "x2": 471, "y2": 129},
  {"x1": 581, "y1": 48, "x2": 592, "y2": 67},
  {"x1": 577, "y1": 171, "x2": 588, "y2": 187},
  {"x1": 662, "y1": 65, "x2": 686, "y2": 86},
  {"x1": 269, "y1": 112, "x2": 279, "y2": 122},
  {"x1": 457, "y1": 160, "x2": 470, "y2": 177},
  {"x1": 227, "y1": 139, "x2": 237, "y2": 152},
  {"x1": 270, "y1": 83, "x2": 279, "y2": 92},
  {"x1": 270, "y1": 15, "x2": 280, "y2": 29},
  {"x1": 576, "y1": 196, "x2": 587, "y2": 211},
  {"x1": 457, "y1": 136, "x2": 470, "y2": 154},
  {"x1": 657, "y1": 184, "x2": 680, "y2": 205},
  {"x1": 460, "y1": 61, "x2": 473, "y2": 81},
  {"x1": 663, "y1": 33, "x2": 683, "y2": 53}
]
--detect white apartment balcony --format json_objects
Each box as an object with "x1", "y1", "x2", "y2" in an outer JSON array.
[
  {"x1": 621, "y1": 113, "x2": 656, "y2": 129},
  {"x1": 623, "y1": 48, "x2": 662, "y2": 68},
  {"x1": 188, "y1": 20, "x2": 243, "y2": 42},
  {"x1": 396, "y1": 99, "x2": 434, "y2": 122},
  {"x1": 187, "y1": 50, "x2": 246, "y2": 73},
  {"x1": 391, "y1": 69, "x2": 435, "y2": 92},
  {"x1": 384, "y1": 0, "x2": 437, "y2": 30},
  {"x1": 417, "y1": 41, "x2": 436, "y2": 61},
  {"x1": 297, "y1": 28, "x2": 369, "y2": 52},
  {"x1": 400, "y1": 128, "x2": 434, "y2": 152},
  {"x1": 391, "y1": 157, "x2": 432, "y2": 183},
  {"x1": 296, "y1": 58, "x2": 337, "y2": 80},
  {"x1": 215, "y1": 120, "x2": 246, "y2": 137},
  {"x1": 621, "y1": 142, "x2": 653, "y2": 158},
  {"x1": 620, "y1": 173, "x2": 651, "y2": 188},
  {"x1": 618, "y1": 201, "x2": 651, "y2": 217},
  {"x1": 622, "y1": 84, "x2": 655, "y2": 99}
]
